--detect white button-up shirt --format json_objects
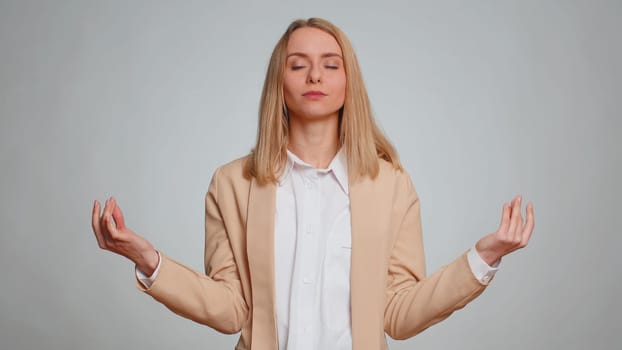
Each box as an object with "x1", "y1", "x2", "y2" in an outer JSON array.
[{"x1": 274, "y1": 149, "x2": 352, "y2": 350}]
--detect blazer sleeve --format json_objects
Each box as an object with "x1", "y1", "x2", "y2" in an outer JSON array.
[
  {"x1": 384, "y1": 170, "x2": 487, "y2": 340},
  {"x1": 136, "y1": 167, "x2": 249, "y2": 334}
]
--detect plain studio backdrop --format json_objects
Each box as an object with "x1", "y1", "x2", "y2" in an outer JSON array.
[{"x1": 1, "y1": 0, "x2": 620, "y2": 349}]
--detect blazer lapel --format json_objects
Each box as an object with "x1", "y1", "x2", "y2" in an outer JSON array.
[{"x1": 246, "y1": 177, "x2": 278, "y2": 349}]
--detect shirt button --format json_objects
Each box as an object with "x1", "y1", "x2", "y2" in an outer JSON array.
[
  {"x1": 303, "y1": 277, "x2": 312, "y2": 284},
  {"x1": 482, "y1": 275, "x2": 491, "y2": 283},
  {"x1": 306, "y1": 226, "x2": 313, "y2": 235}
]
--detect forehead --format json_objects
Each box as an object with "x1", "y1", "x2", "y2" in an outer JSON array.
[{"x1": 287, "y1": 27, "x2": 342, "y2": 56}]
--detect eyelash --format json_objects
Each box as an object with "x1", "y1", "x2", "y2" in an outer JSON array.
[{"x1": 291, "y1": 65, "x2": 339, "y2": 70}]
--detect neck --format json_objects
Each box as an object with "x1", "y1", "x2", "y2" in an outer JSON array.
[{"x1": 288, "y1": 112, "x2": 339, "y2": 168}]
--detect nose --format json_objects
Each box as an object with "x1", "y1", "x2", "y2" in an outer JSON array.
[{"x1": 307, "y1": 64, "x2": 321, "y2": 84}]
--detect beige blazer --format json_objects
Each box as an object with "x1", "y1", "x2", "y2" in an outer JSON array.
[{"x1": 138, "y1": 156, "x2": 487, "y2": 350}]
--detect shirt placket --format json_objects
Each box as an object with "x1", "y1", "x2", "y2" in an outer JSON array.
[
  {"x1": 299, "y1": 167, "x2": 319, "y2": 350},
  {"x1": 287, "y1": 166, "x2": 321, "y2": 350}
]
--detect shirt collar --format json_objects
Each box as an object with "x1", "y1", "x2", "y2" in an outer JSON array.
[{"x1": 278, "y1": 148, "x2": 349, "y2": 194}]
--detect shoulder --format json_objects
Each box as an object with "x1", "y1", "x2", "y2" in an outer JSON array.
[
  {"x1": 214, "y1": 154, "x2": 251, "y2": 180},
  {"x1": 376, "y1": 158, "x2": 411, "y2": 184},
  {"x1": 208, "y1": 154, "x2": 253, "y2": 195},
  {"x1": 375, "y1": 158, "x2": 418, "y2": 198}
]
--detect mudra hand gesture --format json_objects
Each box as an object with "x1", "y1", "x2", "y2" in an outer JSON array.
[
  {"x1": 476, "y1": 195, "x2": 535, "y2": 265},
  {"x1": 91, "y1": 197, "x2": 159, "y2": 275}
]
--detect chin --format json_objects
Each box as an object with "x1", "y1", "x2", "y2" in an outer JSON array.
[
  {"x1": 296, "y1": 110, "x2": 340, "y2": 121},
  {"x1": 293, "y1": 105, "x2": 342, "y2": 119}
]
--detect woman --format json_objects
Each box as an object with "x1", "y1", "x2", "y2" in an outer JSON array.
[{"x1": 91, "y1": 18, "x2": 534, "y2": 350}]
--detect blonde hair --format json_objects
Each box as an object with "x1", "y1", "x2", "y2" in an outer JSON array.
[{"x1": 245, "y1": 17, "x2": 402, "y2": 184}]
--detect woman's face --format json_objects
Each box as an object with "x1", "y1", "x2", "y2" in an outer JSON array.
[{"x1": 283, "y1": 27, "x2": 346, "y2": 122}]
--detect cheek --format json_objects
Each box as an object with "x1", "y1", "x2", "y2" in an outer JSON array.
[
  {"x1": 282, "y1": 75, "x2": 296, "y2": 105},
  {"x1": 335, "y1": 73, "x2": 347, "y2": 104},
  {"x1": 283, "y1": 74, "x2": 293, "y2": 95}
]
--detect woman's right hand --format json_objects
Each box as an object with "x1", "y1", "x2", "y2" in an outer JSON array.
[{"x1": 91, "y1": 197, "x2": 159, "y2": 276}]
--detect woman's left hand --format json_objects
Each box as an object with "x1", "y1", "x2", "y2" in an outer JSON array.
[{"x1": 475, "y1": 195, "x2": 535, "y2": 266}]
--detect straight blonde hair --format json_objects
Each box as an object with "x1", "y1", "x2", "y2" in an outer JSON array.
[{"x1": 245, "y1": 18, "x2": 402, "y2": 184}]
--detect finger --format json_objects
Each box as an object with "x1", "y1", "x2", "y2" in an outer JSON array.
[
  {"x1": 108, "y1": 198, "x2": 118, "y2": 230},
  {"x1": 515, "y1": 197, "x2": 524, "y2": 235},
  {"x1": 111, "y1": 197, "x2": 126, "y2": 229},
  {"x1": 520, "y1": 202, "x2": 535, "y2": 246},
  {"x1": 507, "y1": 195, "x2": 522, "y2": 238},
  {"x1": 100, "y1": 198, "x2": 115, "y2": 239},
  {"x1": 102, "y1": 197, "x2": 114, "y2": 222},
  {"x1": 105, "y1": 212, "x2": 119, "y2": 240},
  {"x1": 91, "y1": 200, "x2": 106, "y2": 248},
  {"x1": 499, "y1": 202, "x2": 511, "y2": 233},
  {"x1": 91, "y1": 199, "x2": 100, "y2": 232}
]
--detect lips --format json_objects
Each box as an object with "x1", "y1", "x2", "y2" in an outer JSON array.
[{"x1": 303, "y1": 90, "x2": 327, "y2": 97}]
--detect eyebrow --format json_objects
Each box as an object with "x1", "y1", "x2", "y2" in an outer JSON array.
[{"x1": 286, "y1": 52, "x2": 343, "y2": 59}]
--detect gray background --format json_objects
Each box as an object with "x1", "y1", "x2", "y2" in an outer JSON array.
[{"x1": 1, "y1": 0, "x2": 620, "y2": 349}]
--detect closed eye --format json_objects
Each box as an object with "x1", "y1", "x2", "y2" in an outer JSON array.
[{"x1": 291, "y1": 65, "x2": 306, "y2": 70}]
